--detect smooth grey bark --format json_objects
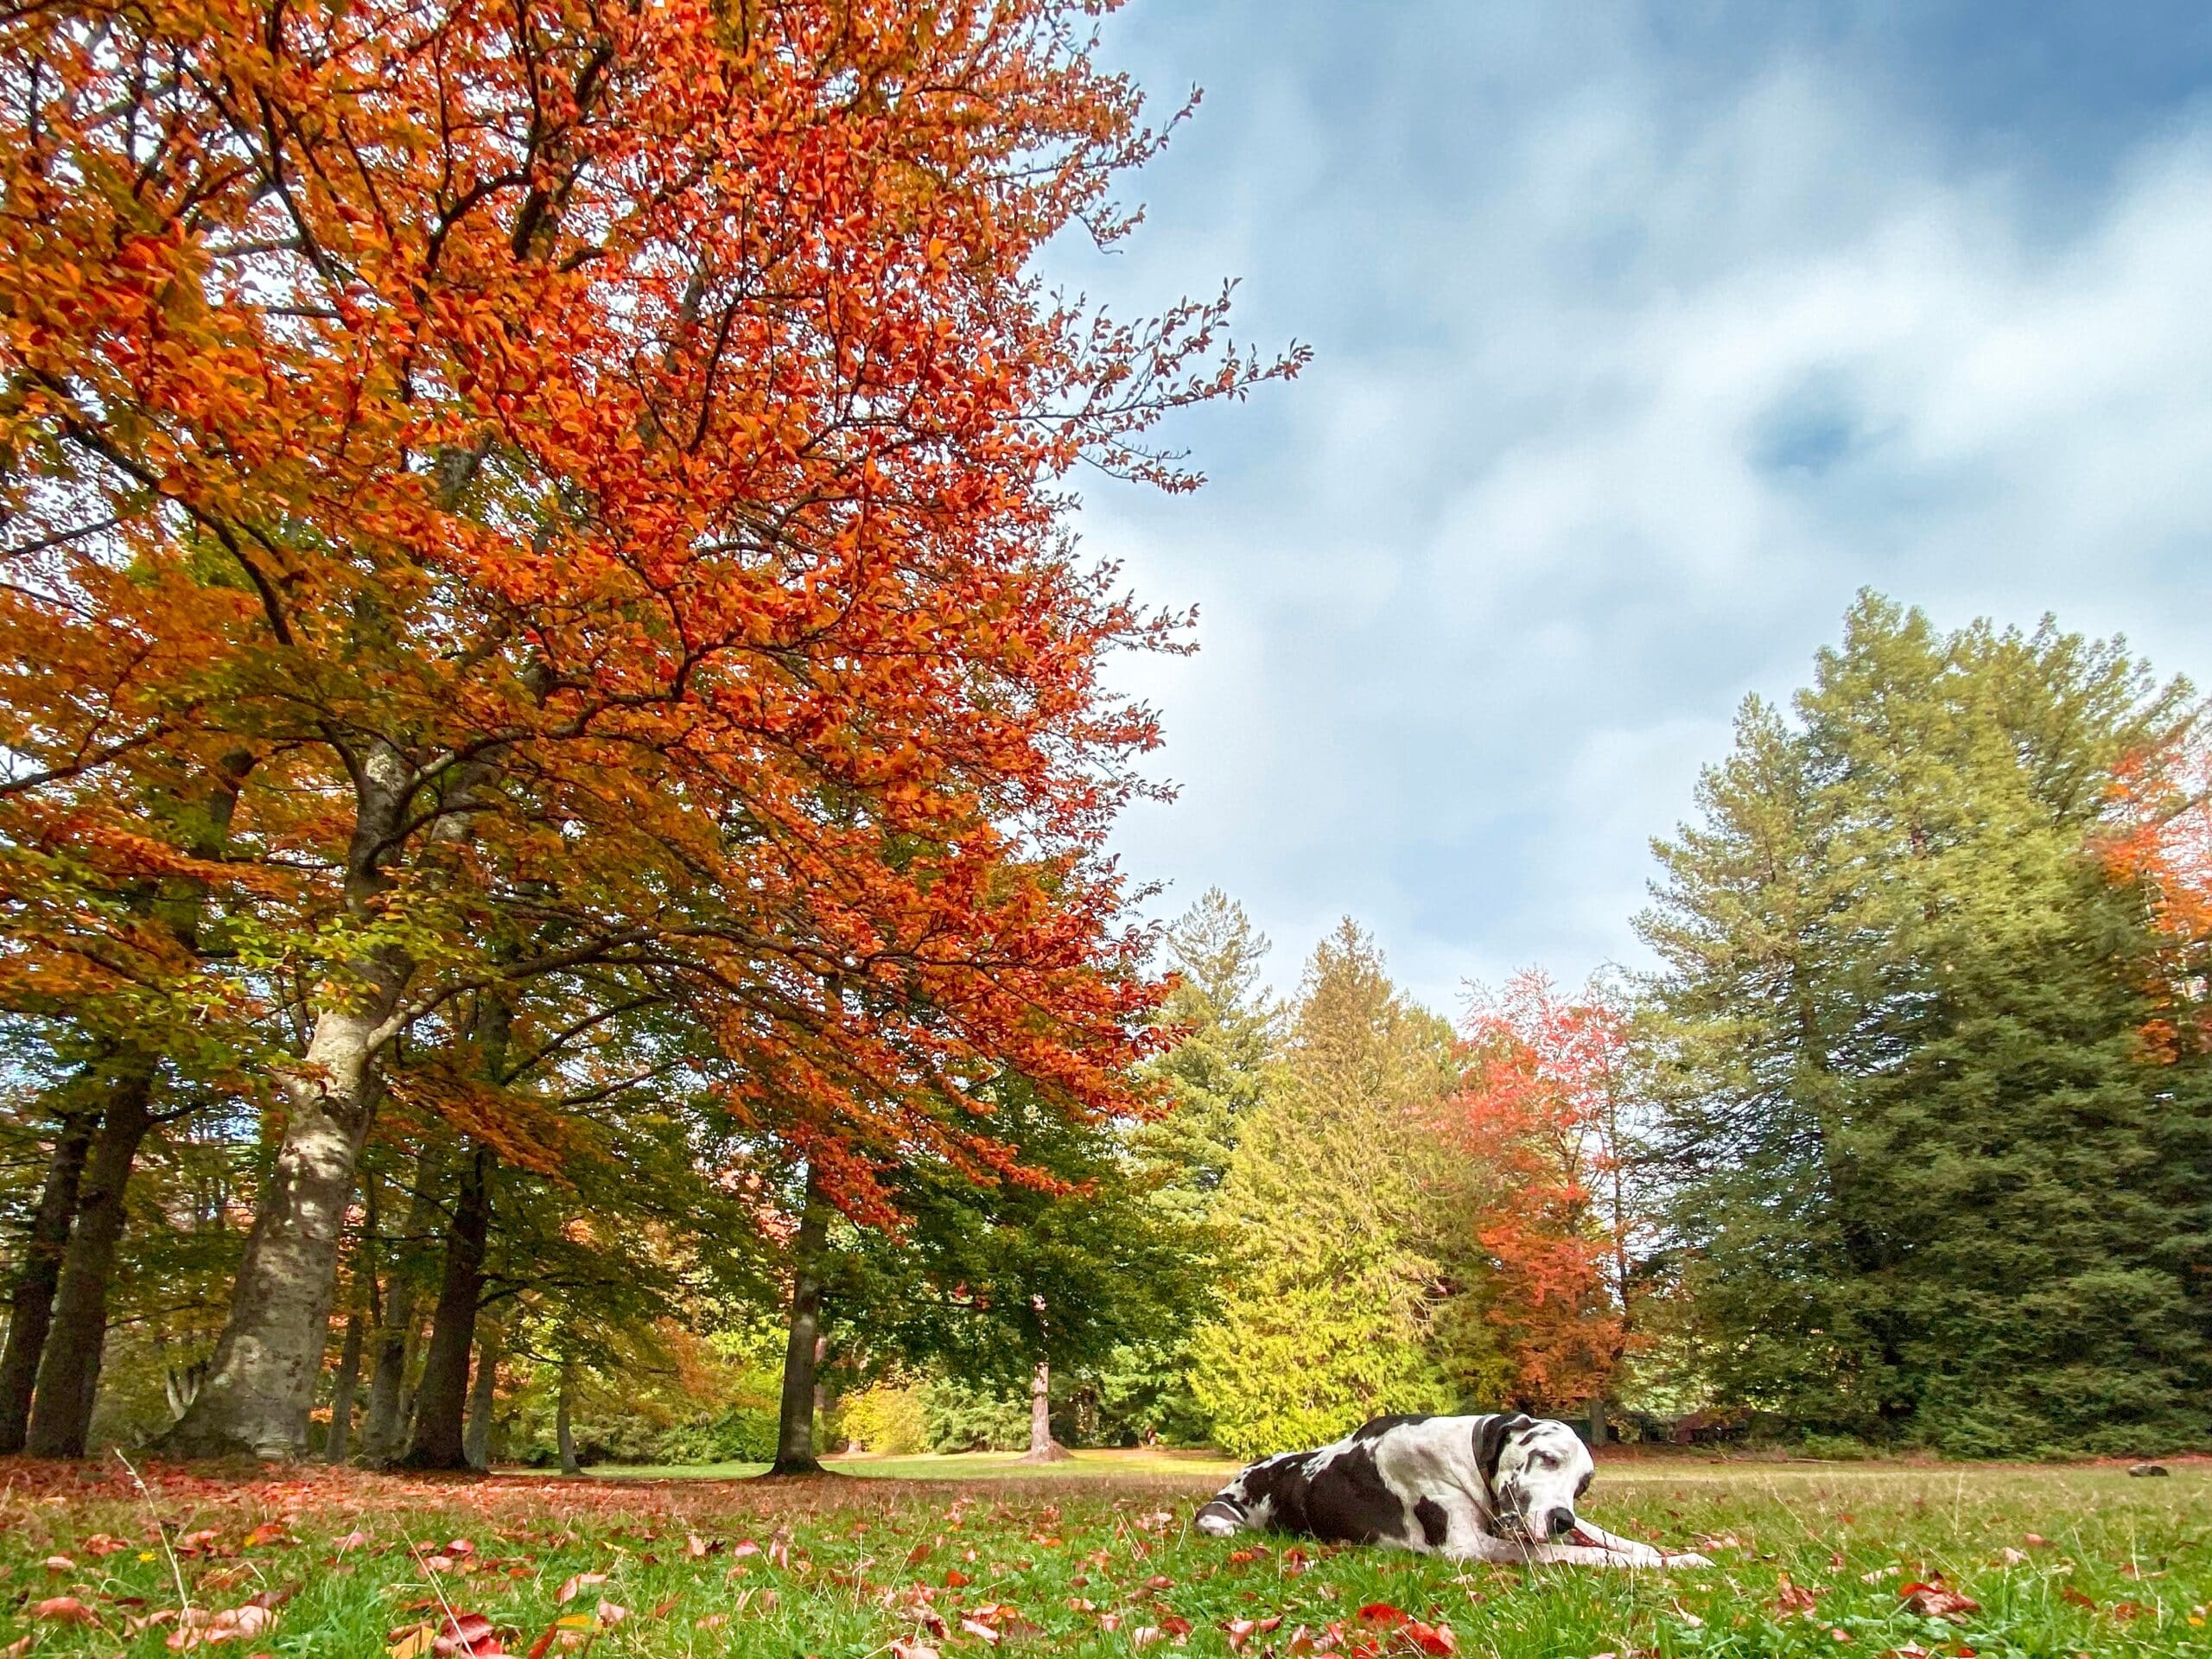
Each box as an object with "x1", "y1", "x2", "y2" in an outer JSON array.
[
  {"x1": 401, "y1": 1144, "x2": 493, "y2": 1470},
  {"x1": 0, "y1": 1101, "x2": 96, "y2": 1453},
  {"x1": 771, "y1": 1170, "x2": 830, "y2": 1475},
  {"x1": 556, "y1": 1367, "x2": 580, "y2": 1475},
  {"x1": 361, "y1": 1143, "x2": 442, "y2": 1464},
  {"x1": 26, "y1": 1059, "x2": 157, "y2": 1458},
  {"x1": 162, "y1": 744, "x2": 412, "y2": 1459},
  {"x1": 463, "y1": 1318, "x2": 500, "y2": 1471},
  {"x1": 1019, "y1": 1357, "x2": 1067, "y2": 1462}
]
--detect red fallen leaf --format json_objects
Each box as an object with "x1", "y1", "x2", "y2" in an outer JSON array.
[
  {"x1": 652, "y1": 1595, "x2": 680, "y2": 1618},
  {"x1": 960, "y1": 1617, "x2": 1002, "y2": 1643},
  {"x1": 332, "y1": 1530, "x2": 374, "y2": 1552},
  {"x1": 178, "y1": 1530, "x2": 222, "y2": 1554},
  {"x1": 1776, "y1": 1579, "x2": 1821, "y2": 1616},
  {"x1": 891, "y1": 1643, "x2": 941, "y2": 1659},
  {"x1": 1128, "y1": 1629, "x2": 1164, "y2": 1650},
  {"x1": 944, "y1": 1568, "x2": 971, "y2": 1588},
  {"x1": 1145, "y1": 1574, "x2": 1176, "y2": 1591},
  {"x1": 2060, "y1": 1587, "x2": 2095, "y2": 1610},
  {"x1": 1160, "y1": 1615, "x2": 1194, "y2": 1637},
  {"x1": 556, "y1": 1572, "x2": 607, "y2": 1604},
  {"x1": 907, "y1": 1541, "x2": 933, "y2": 1566},
  {"x1": 1357, "y1": 1605, "x2": 1408, "y2": 1628},
  {"x1": 42, "y1": 1554, "x2": 74, "y2": 1572},
  {"x1": 731, "y1": 1541, "x2": 761, "y2": 1559},
  {"x1": 2109, "y1": 1602, "x2": 2145, "y2": 1621},
  {"x1": 524, "y1": 1626, "x2": 557, "y2": 1659},
  {"x1": 595, "y1": 1601, "x2": 629, "y2": 1628},
  {"x1": 1899, "y1": 1582, "x2": 1980, "y2": 1621},
  {"x1": 242, "y1": 1522, "x2": 290, "y2": 1548},
  {"x1": 1225, "y1": 1619, "x2": 1261, "y2": 1651},
  {"x1": 1403, "y1": 1620, "x2": 1456, "y2": 1656},
  {"x1": 1228, "y1": 1548, "x2": 1264, "y2": 1566},
  {"x1": 81, "y1": 1532, "x2": 131, "y2": 1556},
  {"x1": 31, "y1": 1596, "x2": 99, "y2": 1626},
  {"x1": 445, "y1": 1540, "x2": 475, "y2": 1557}
]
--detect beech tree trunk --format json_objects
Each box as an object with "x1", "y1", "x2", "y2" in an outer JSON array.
[
  {"x1": 161, "y1": 748, "x2": 409, "y2": 1460},
  {"x1": 463, "y1": 1318, "x2": 500, "y2": 1471},
  {"x1": 771, "y1": 1172, "x2": 829, "y2": 1475},
  {"x1": 401, "y1": 1144, "x2": 493, "y2": 1470},
  {"x1": 1020, "y1": 1357, "x2": 1066, "y2": 1462},
  {"x1": 26, "y1": 1060, "x2": 157, "y2": 1458},
  {"x1": 556, "y1": 1367, "x2": 580, "y2": 1475},
  {"x1": 160, "y1": 1001, "x2": 391, "y2": 1458},
  {"x1": 0, "y1": 1103, "x2": 96, "y2": 1453},
  {"x1": 325, "y1": 1303, "x2": 365, "y2": 1464},
  {"x1": 361, "y1": 1144, "x2": 442, "y2": 1464}
]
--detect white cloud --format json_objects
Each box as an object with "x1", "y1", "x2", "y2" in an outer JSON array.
[{"x1": 1077, "y1": 13, "x2": 2212, "y2": 1017}]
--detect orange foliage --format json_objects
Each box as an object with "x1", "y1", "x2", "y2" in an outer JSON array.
[
  {"x1": 1445, "y1": 972, "x2": 1629, "y2": 1409},
  {"x1": 2104, "y1": 728, "x2": 2212, "y2": 1058},
  {"x1": 0, "y1": 0, "x2": 1300, "y2": 1220}
]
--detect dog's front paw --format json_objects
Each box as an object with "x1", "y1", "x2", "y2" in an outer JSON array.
[{"x1": 1662, "y1": 1550, "x2": 1714, "y2": 1569}]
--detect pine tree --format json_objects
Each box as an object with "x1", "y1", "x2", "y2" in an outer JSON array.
[
  {"x1": 1090, "y1": 893, "x2": 1280, "y2": 1444},
  {"x1": 1191, "y1": 921, "x2": 1459, "y2": 1459},
  {"x1": 1641, "y1": 593, "x2": 2212, "y2": 1452}
]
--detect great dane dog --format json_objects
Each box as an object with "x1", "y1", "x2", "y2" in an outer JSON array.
[{"x1": 1195, "y1": 1412, "x2": 1711, "y2": 1567}]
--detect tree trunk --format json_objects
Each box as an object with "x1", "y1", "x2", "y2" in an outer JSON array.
[
  {"x1": 162, "y1": 747, "x2": 410, "y2": 1461},
  {"x1": 1020, "y1": 1356, "x2": 1068, "y2": 1463},
  {"x1": 26, "y1": 1059, "x2": 157, "y2": 1458},
  {"x1": 556, "y1": 1366, "x2": 580, "y2": 1475},
  {"x1": 462, "y1": 1317, "x2": 500, "y2": 1471},
  {"x1": 771, "y1": 1171, "x2": 829, "y2": 1475},
  {"x1": 325, "y1": 1302, "x2": 365, "y2": 1465},
  {"x1": 400, "y1": 1144, "x2": 493, "y2": 1470},
  {"x1": 1588, "y1": 1394, "x2": 1608, "y2": 1448},
  {"x1": 0, "y1": 1103, "x2": 96, "y2": 1453},
  {"x1": 361, "y1": 1143, "x2": 442, "y2": 1465}
]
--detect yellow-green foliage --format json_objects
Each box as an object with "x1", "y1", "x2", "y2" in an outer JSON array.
[
  {"x1": 1191, "y1": 920, "x2": 1465, "y2": 1460},
  {"x1": 840, "y1": 1381, "x2": 929, "y2": 1454}
]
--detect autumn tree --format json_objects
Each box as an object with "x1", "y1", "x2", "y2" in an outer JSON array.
[
  {"x1": 1445, "y1": 970, "x2": 1642, "y2": 1419},
  {"x1": 1, "y1": 0, "x2": 1295, "y2": 1459}
]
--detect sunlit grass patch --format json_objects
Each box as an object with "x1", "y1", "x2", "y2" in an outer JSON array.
[{"x1": 0, "y1": 1456, "x2": 2202, "y2": 1656}]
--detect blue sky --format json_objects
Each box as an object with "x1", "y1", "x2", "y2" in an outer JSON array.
[{"x1": 1053, "y1": 1, "x2": 2212, "y2": 1017}]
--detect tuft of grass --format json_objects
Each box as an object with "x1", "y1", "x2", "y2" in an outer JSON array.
[{"x1": 0, "y1": 1455, "x2": 2202, "y2": 1656}]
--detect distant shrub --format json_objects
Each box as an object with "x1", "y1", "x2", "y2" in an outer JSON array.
[
  {"x1": 920, "y1": 1378, "x2": 1029, "y2": 1452},
  {"x1": 842, "y1": 1382, "x2": 929, "y2": 1454}
]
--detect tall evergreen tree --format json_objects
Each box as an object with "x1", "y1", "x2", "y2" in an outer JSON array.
[
  {"x1": 1191, "y1": 921, "x2": 1459, "y2": 1459},
  {"x1": 1640, "y1": 594, "x2": 2212, "y2": 1452},
  {"x1": 1090, "y1": 893, "x2": 1280, "y2": 1444}
]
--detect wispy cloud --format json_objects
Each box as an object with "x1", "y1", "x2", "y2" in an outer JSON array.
[{"x1": 1063, "y1": 2, "x2": 2212, "y2": 1014}]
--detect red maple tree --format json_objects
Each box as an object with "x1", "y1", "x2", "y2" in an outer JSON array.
[
  {"x1": 1445, "y1": 971, "x2": 1635, "y2": 1410},
  {"x1": 2103, "y1": 725, "x2": 2212, "y2": 1058}
]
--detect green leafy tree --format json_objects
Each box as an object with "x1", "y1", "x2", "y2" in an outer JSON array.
[
  {"x1": 1640, "y1": 593, "x2": 2212, "y2": 1453},
  {"x1": 1191, "y1": 920, "x2": 1459, "y2": 1459}
]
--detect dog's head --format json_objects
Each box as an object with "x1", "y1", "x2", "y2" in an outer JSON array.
[{"x1": 1475, "y1": 1414, "x2": 1597, "y2": 1543}]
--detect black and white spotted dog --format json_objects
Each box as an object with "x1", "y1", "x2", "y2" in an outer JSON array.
[{"x1": 1195, "y1": 1413, "x2": 1710, "y2": 1568}]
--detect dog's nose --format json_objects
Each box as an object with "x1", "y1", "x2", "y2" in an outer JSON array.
[{"x1": 1546, "y1": 1508, "x2": 1576, "y2": 1540}]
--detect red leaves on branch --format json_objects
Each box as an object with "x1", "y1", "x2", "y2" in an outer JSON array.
[
  {"x1": 1444, "y1": 971, "x2": 1632, "y2": 1406},
  {"x1": 0, "y1": 0, "x2": 1301, "y2": 1230}
]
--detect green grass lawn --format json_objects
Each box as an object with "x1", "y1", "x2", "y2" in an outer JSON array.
[{"x1": 0, "y1": 1452, "x2": 2203, "y2": 1656}]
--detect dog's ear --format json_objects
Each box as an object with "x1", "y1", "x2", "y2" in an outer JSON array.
[{"x1": 1473, "y1": 1413, "x2": 1533, "y2": 1488}]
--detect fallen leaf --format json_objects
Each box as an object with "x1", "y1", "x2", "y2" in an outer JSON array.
[
  {"x1": 891, "y1": 1643, "x2": 940, "y2": 1659},
  {"x1": 556, "y1": 1572, "x2": 607, "y2": 1604},
  {"x1": 31, "y1": 1596, "x2": 99, "y2": 1627},
  {"x1": 1900, "y1": 1582, "x2": 1980, "y2": 1622},
  {"x1": 961, "y1": 1617, "x2": 1002, "y2": 1644}
]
